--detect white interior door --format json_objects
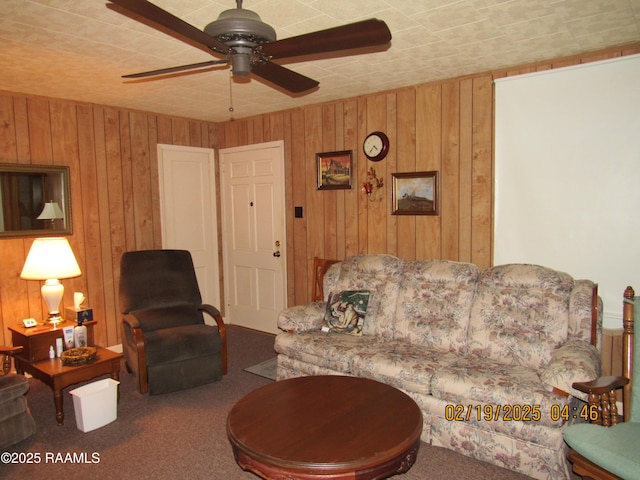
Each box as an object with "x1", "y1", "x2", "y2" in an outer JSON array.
[
  {"x1": 220, "y1": 141, "x2": 286, "y2": 334},
  {"x1": 157, "y1": 144, "x2": 221, "y2": 320}
]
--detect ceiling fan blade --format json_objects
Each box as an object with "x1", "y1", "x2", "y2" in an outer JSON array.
[
  {"x1": 107, "y1": 0, "x2": 229, "y2": 55},
  {"x1": 122, "y1": 60, "x2": 228, "y2": 79},
  {"x1": 261, "y1": 19, "x2": 391, "y2": 60},
  {"x1": 251, "y1": 62, "x2": 319, "y2": 93}
]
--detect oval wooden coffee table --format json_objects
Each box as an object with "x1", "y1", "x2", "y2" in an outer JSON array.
[{"x1": 227, "y1": 375, "x2": 422, "y2": 479}]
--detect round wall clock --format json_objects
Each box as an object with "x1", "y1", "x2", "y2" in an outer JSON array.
[{"x1": 363, "y1": 131, "x2": 389, "y2": 162}]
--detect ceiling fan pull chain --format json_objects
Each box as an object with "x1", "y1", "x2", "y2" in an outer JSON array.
[{"x1": 228, "y1": 70, "x2": 234, "y2": 113}]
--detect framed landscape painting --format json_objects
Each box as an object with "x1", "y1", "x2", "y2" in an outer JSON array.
[
  {"x1": 317, "y1": 150, "x2": 352, "y2": 190},
  {"x1": 391, "y1": 171, "x2": 438, "y2": 215}
]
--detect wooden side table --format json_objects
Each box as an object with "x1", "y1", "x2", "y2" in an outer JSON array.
[
  {"x1": 9, "y1": 321, "x2": 123, "y2": 425},
  {"x1": 9, "y1": 321, "x2": 97, "y2": 367}
]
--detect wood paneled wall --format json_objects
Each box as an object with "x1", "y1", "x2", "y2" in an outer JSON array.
[
  {"x1": 1, "y1": 42, "x2": 638, "y2": 348},
  {"x1": 0, "y1": 94, "x2": 219, "y2": 347},
  {"x1": 218, "y1": 42, "x2": 640, "y2": 306},
  {"x1": 601, "y1": 328, "x2": 624, "y2": 377},
  {"x1": 218, "y1": 77, "x2": 494, "y2": 305}
]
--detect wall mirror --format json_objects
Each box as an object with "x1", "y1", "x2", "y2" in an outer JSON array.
[{"x1": 0, "y1": 164, "x2": 72, "y2": 238}]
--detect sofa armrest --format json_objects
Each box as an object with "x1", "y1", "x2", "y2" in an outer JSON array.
[
  {"x1": 277, "y1": 302, "x2": 326, "y2": 333},
  {"x1": 539, "y1": 339, "x2": 600, "y2": 401}
]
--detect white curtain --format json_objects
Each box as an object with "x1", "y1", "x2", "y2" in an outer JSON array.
[{"x1": 494, "y1": 54, "x2": 640, "y2": 327}]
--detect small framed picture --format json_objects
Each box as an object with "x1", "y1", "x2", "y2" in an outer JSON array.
[
  {"x1": 391, "y1": 171, "x2": 438, "y2": 215},
  {"x1": 316, "y1": 150, "x2": 353, "y2": 190}
]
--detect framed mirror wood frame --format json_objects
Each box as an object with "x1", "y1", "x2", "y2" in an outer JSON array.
[{"x1": 0, "y1": 163, "x2": 72, "y2": 238}]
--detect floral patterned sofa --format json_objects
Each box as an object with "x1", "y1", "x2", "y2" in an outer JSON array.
[{"x1": 274, "y1": 254, "x2": 602, "y2": 480}]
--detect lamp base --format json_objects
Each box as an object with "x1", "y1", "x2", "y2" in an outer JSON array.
[
  {"x1": 47, "y1": 312, "x2": 65, "y2": 325},
  {"x1": 42, "y1": 279, "x2": 65, "y2": 326}
]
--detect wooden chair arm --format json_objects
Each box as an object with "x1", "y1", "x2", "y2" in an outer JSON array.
[
  {"x1": 1, "y1": 346, "x2": 23, "y2": 375},
  {"x1": 122, "y1": 314, "x2": 148, "y2": 393},
  {"x1": 572, "y1": 376, "x2": 629, "y2": 426},
  {"x1": 122, "y1": 313, "x2": 141, "y2": 329},
  {"x1": 572, "y1": 376, "x2": 629, "y2": 395},
  {"x1": 200, "y1": 304, "x2": 221, "y2": 317},
  {"x1": 200, "y1": 304, "x2": 228, "y2": 375},
  {"x1": 0, "y1": 346, "x2": 23, "y2": 355}
]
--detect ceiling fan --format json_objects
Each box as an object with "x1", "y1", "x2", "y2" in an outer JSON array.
[{"x1": 107, "y1": 0, "x2": 392, "y2": 94}]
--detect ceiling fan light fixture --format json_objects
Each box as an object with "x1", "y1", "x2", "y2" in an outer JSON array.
[{"x1": 230, "y1": 46, "x2": 252, "y2": 76}]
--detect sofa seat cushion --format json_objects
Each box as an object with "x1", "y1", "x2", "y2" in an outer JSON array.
[
  {"x1": 467, "y1": 264, "x2": 573, "y2": 370},
  {"x1": 274, "y1": 331, "x2": 375, "y2": 373},
  {"x1": 145, "y1": 324, "x2": 222, "y2": 365},
  {"x1": 350, "y1": 341, "x2": 459, "y2": 395},
  {"x1": 393, "y1": 260, "x2": 480, "y2": 354},
  {"x1": 430, "y1": 355, "x2": 567, "y2": 428}
]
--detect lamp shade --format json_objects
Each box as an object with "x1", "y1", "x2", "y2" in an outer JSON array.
[
  {"x1": 37, "y1": 201, "x2": 64, "y2": 220},
  {"x1": 20, "y1": 237, "x2": 81, "y2": 280}
]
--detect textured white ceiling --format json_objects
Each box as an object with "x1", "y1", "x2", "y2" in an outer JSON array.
[{"x1": 1, "y1": 0, "x2": 639, "y2": 122}]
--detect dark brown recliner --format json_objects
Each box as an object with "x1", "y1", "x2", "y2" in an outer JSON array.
[
  {"x1": 0, "y1": 346, "x2": 36, "y2": 449},
  {"x1": 119, "y1": 250, "x2": 227, "y2": 395}
]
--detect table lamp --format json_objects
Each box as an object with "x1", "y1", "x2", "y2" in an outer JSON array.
[
  {"x1": 20, "y1": 237, "x2": 82, "y2": 324},
  {"x1": 37, "y1": 201, "x2": 64, "y2": 227}
]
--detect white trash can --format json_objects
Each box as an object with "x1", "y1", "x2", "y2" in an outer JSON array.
[{"x1": 70, "y1": 378, "x2": 120, "y2": 432}]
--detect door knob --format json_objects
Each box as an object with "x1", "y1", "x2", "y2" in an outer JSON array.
[{"x1": 273, "y1": 250, "x2": 281, "y2": 257}]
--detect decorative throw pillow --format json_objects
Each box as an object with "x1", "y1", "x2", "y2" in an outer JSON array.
[{"x1": 321, "y1": 290, "x2": 371, "y2": 336}]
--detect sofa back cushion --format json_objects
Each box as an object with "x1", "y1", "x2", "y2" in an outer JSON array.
[
  {"x1": 328, "y1": 254, "x2": 404, "y2": 339},
  {"x1": 323, "y1": 262, "x2": 342, "y2": 301},
  {"x1": 393, "y1": 260, "x2": 480, "y2": 354},
  {"x1": 467, "y1": 264, "x2": 573, "y2": 370}
]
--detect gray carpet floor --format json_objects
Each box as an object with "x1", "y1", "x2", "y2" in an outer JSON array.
[{"x1": 2, "y1": 325, "x2": 536, "y2": 479}]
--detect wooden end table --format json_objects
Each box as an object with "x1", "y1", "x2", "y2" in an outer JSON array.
[
  {"x1": 9, "y1": 322, "x2": 123, "y2": 425},
  {"x1": 227, "y1": 375, "x2": 422, "y2": 480}
]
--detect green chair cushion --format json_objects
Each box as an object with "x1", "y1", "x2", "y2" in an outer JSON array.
[{"x1": 564, "y1": 422, "x2": 640, "y2": 479}]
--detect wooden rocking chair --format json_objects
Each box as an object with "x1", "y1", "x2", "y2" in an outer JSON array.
[
  {"x1": 563, "y1": 286, "x2": 639, "y2": 479},
  {"x1": 311, "y1": 257, "x2": 340, "y2": 301}
]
